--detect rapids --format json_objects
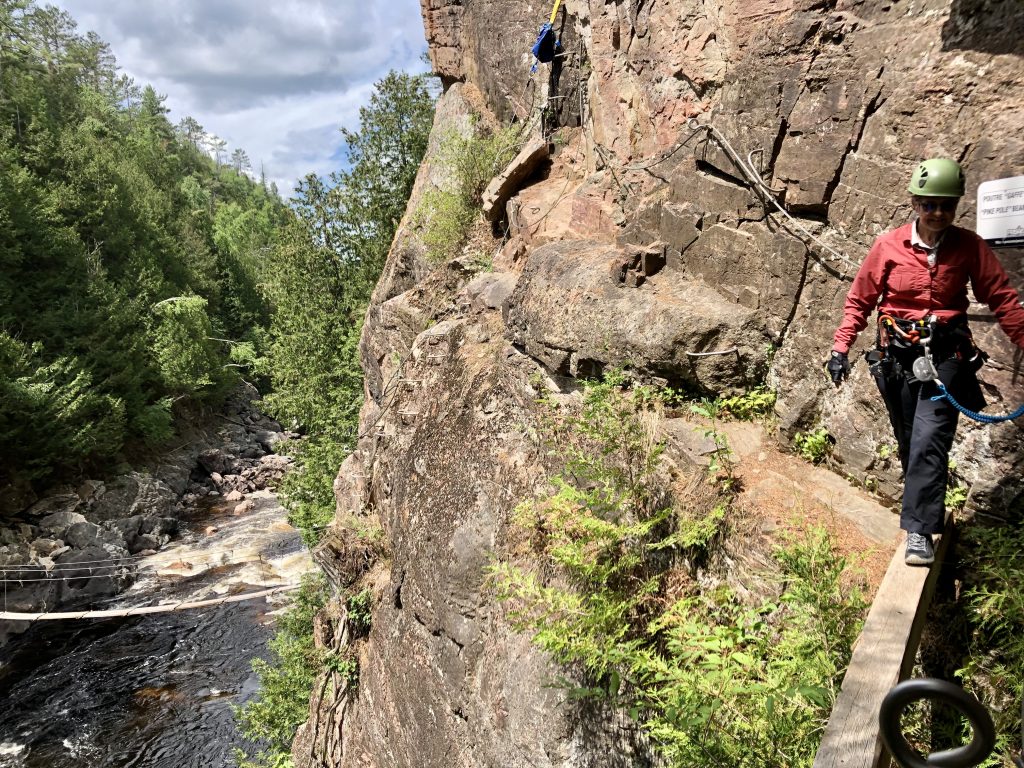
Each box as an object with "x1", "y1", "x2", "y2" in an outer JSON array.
[{"x1": 0, "y1": 487, "x2": 312, "y2": 767}]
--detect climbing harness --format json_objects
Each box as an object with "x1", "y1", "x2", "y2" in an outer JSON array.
[
  {"x1": 877, "y1": 314, "x2": 1024, "y2": 424},
  {"x1": 530, "y1": 0, "x2": 563, "y2": 72}
]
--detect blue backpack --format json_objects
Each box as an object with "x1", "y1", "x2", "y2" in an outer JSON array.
[{"x1": 531, "y1": 22, "x2": 559, "y2": 64}]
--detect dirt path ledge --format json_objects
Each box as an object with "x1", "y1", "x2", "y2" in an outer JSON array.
[{"x1": 721, "y1": 420, "x2": 898, "y2": 596}]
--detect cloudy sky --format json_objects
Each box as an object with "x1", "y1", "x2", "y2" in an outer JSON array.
[{"x1": 52, "y1": 0, "x2": 430, "y2": 195}]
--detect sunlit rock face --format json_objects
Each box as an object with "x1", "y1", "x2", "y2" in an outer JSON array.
[
  {"x1": 415, "y1": 0, "x2": 1023, "y2": 499},
  {"x1": 301, "y1": 2, "x2": 1024, "y2": 765}
]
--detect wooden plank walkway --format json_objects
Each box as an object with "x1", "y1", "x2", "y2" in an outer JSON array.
[
  {"x1": 813, "y1": 520, "x2": 951, "y2": 768},
  {"x1": 0, "y1": 584, "x2": 299, "y2": 621},
  {"x1": 698, "y1": 422, "x2": 951, "y2": 768}
]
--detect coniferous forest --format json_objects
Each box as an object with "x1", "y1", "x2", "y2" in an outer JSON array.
[{"x1": 0, "y1": 0, "x2": 435, "y2": 527}]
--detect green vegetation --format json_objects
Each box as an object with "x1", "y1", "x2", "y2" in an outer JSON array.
[
  {"x1": 902, "y1": 521, "x2": 1024, "y2": 767},
  {"x1": 346, "y1": 588, "x2": 374, "y2": 636},
  {"x1": 0, "y1": 6, "x2": 429, "y2": 511},
  {"x1": 0, "y1": 3, "x2": 432, "y2": 760},
  {"x1": 414, "y1": 121, "x2": 522, "y2": 261},
  {"x1": 491, "y1": 375, "x2": 867, "y2": 767},
  {"x1": 259, "y1": 71, "x2": 434, "y2": 545},
  {"x1": 234, "y1": 575, "x2": 330, "y2": 768},
  {"x1": 0, "y1": 1, "x2": 284, "y2": 493},
  {"x1": 233, "y1": 72, "x2": 433, "y2": 765},
  {"x1": 794, "y1": 427, "x2": 833, "y2": 464},
  {"x1": 957, "y1": 523, "x2": 1024, "y2": 765},
  {"x1": 323, "y1": 648, "x2": 360, "y2": 690},
  {"x1": 685, "y1": 385, "x2": 774, "y2": 492},
  {"x1": 945, "y1": 460, "x2": 969, "y2": 511},
  {"x1": 945, "y1": 482, "x2": 969, "y2": 511},
  {"x1": 235, "y1": 577, "x2": 377, "y2": 768},
  {"x1": 688, "y1": 386, "x2": 776, "y2": 422}
]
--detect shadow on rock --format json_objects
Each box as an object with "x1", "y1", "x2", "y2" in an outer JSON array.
[{"x1": 941, "y1": 0, "x2": 1024, "y2": 56}]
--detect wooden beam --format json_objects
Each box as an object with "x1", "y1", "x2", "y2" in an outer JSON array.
[{"x1": 813, "y1": 521, "x2": 951, "y2": 768}]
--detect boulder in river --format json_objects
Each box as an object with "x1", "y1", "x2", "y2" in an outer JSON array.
[
  {"x1": 107, "y1": 515, "x2": 178, "y2": 554},
  {"x1": 65, "y1": 521, "x2": 126, "y2": 551},
  {"x1": 198, "y1": 449, "x2": 234, "y2": 476},
  {"x1": 24, "y1": 494, "x2": 81, "y2": 521},
  {"x1": 89, "y1": 473, "x2": 176, "y2": 523}
]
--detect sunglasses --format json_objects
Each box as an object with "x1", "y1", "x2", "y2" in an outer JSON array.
[{"x1": 916, "y1": 200, "x2": 958, "y2": 213}]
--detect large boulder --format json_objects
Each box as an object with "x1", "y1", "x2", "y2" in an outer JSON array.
[
  {"x1": 37, "y1": 509, "x2": 87, "y2": 539},
  {"x1": 23, "y1": 494, "x2": 81, "y2": 521},
  {"x1": 464, "y1": 272, "x2": 520, "y2": 314},
  {"x1": 106, "y1": 515, "x2": 178, "y2": 554},
  {"x1": 88, "y1": 473, "x2": 177, "y2": 523},
  {"x1": 54, "y1": 545, "x2": 134, "y2": 601},
  {"x1": 197, "y1": 449, "x2": 237, "y2": 477},
  {"x1": 64, "y1": 521, "x2": 126, "y2": 552},
  {"x1": 506, "y1": 239, "x2": 772, "y2": 393}
]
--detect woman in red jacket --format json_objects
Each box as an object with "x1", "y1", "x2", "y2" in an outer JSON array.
[{"x1": 828, "y1": 158, "x2": 1024, "y2": 566}]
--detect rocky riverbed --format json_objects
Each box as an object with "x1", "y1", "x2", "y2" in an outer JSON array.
[
  {"x1": 0, "y1": 384, "x2": 298, "y2": 643},
  {"x1": 0, "y1": 385, "x2": 314, "y2": 768},
  {"x1": 0, "y1": 485, "x2": 312, "y2": 768}
]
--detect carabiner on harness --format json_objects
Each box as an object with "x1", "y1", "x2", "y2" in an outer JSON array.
[
  {"x1": 877, "y1": 314, "x2": 941, "y2": 383},
  {"x1": 912, "y1": 319, "x2": 941, "y2": 384},
  {"x1": 879, "y1": 314, "x2": 928, "y2": 347}
]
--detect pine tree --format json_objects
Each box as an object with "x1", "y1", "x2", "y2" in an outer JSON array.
[
  {"x1": 262, "y1": 70, "x2": 435, "y2": 442},
  {"x1": 0, "y1": 0, "x2": 287, "y2": 499}
]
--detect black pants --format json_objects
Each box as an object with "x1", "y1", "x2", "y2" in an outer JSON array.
[{"x1": 872, "y1": 343, "x2": 984, "y2": 535}]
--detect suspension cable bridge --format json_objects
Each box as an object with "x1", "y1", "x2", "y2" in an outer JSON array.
[{"x1": 0, "y1": 542, "x2": 307, "y2": 622}]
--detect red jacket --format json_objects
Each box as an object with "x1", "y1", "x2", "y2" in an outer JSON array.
[{"x1": 833, "y1": 223, "x2": 1024, "y2": 354}]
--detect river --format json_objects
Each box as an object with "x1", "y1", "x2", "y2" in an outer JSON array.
[{"x1": 0, "y1": 488, "x2": 313, "y2": 768}]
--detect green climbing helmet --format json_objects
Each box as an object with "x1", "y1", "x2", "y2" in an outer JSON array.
[{"x1": 907, "y1": 158, "x2": 966, "y2": 198}]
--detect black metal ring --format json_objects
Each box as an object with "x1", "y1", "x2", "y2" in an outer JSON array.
[{"x1": 879, "y1": 678, "x2": 996, "y2": 768}]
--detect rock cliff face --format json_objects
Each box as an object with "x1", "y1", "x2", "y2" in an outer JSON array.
[{"x1": 300, "y1": 1, "x2": 1024, "y2": 765}]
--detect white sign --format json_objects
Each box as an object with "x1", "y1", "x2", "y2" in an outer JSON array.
[{"x1": 977, "y1": 175, "x2": 1024, "y2": 247}]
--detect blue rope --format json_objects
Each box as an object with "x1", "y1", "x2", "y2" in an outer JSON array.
[{"x1": 931, "y1": 383, "x2": 1024, "y2": 423}]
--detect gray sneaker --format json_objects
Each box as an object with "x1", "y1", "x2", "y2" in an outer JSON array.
[{"x1": 905, "y1": 532, "x2": 934, "y2": 566}]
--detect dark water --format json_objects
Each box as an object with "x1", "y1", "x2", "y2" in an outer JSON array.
[
  {"x1": 0, "y1": 494, "x2": 306, "y2": 768},
  {"x1": 0, "y1": 595, "x2": 272, "y2": 767}
]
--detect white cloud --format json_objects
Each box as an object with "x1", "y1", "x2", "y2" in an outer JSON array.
[{"x1": 51, "y1": 0, "x2": 429, "y2": 194}]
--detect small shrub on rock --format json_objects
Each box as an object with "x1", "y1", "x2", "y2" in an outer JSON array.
[{"x1": 490, "y1": 375, "x2": 865, "y2": 767}]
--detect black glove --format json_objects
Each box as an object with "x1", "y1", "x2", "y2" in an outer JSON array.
[
  {"x1": 967, "y1": 348, "x2": 989, "y2": 373},
  {"x1": 826, "y1": 350, "x2": 850, "y2": 386}
]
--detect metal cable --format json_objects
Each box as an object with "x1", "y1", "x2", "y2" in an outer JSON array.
[
  {"x1": 0, "y1": 544, "x2": 274, "y2": 572},
  {"x1": 685, "y1": 347, "x2": 739, "y2": 358},
  {"x1": 0, "y1": 584, "x2": 301, "y2": 622},
  {"x1": 692, "y1": 119, "x2": 862, "y2": 274},
  {"x1": 0, "y1": 549, "x2": 284, "y2": 580}
]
